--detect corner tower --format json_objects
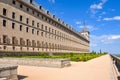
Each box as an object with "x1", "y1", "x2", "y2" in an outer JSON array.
[{"x1": 80, "y1": 21, "x2": 90, "y2": 40}]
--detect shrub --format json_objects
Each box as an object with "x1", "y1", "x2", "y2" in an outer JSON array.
[
  {"x1": 3, "y1": 52, "x2": 106, "y2": 62},
  {"x1": 71, "y1": 56, "x2": 80, "y2": 62},
  {"x1": 63, "y1": 53, "x2": 67, "y2": 58},
  {"x1": 70, "y1": 52, "x2": 74, "y2": 57}
]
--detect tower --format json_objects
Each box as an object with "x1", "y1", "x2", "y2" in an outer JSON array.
[{"x1": 80, "y1": 20, "x2": 90, "y2": 40}]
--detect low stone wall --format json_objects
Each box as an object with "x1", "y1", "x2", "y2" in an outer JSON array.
[
  {"x1": 0, "y1": 64, "x2": 18, "y2": 80},
  {"x1": 0, "y1": 58, "x2": 71, "y2": 68}
]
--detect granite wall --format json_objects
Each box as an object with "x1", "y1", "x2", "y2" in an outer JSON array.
[
  {"x1": 0, "y1": 58, "x2": 71, "y2": 68},
  {"x1": 0, "y1": 64, "x2": 18, "y2": 80}
]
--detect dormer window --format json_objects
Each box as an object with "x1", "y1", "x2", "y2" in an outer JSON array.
[
  {"x1": 20, "y1": 4, "x2": 23, "y2": 8},
  {"x1": 47, "y1": 11, "x2": 49, "y2": 14},
  {"x1": 53, "y1": 15, "x2": 55, "y2": 18},
  {"x1": 12, "y1": 0, "x2": 16, "y2": 5},
  {"x1": 30, "y1": 0, "x2": 33, "y2": 4},
  {"x1": 39, "y1": 6, "x2": 42, "y2": 9}
]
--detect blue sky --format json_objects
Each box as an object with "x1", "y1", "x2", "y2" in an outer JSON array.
[{"x1": 34, "y1": 0, "x2": 120, "y2": 54}]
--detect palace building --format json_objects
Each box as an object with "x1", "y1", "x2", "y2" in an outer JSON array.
[{"x1": 0, "y1": 0, "x2": 90, "y2": 54}]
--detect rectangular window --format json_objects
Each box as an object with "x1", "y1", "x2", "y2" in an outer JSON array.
[
  {"x1": 20, "y1": 4, "x2": 23, "y2": 8},
  {"x1": 20, "y1": 47, "x2": 22, "y2": 51},
  {"x1": 32, "y1": 29, "x2": 34, "y2": 34},
  {"x1": 45, "y1": 26, "x2": 47, "y2": 31},
  {"x1": 37, "y1": 13, "x2": 39, "y2": 17},
  {"x1": 3, "y1": 8, "x2": 7, "y2": 16},
  {"x1": 3, "y1": 20, "x2": 6, "y2": 27},
  {"x1": 26, "y1": 39, "x2": 29, "y2": 46},
  {"x1": 20, "y1": 38, "x2": 23, "y2": 45},
  {"x1": 37, "y1": 23, "x2": 39, "y2": 28},
  {"x1": 12, "y1": 23, "x2": 15, "y2": 29},
  {"x1": 37, "y1": 31, "x2": 39, "y2": 35},
  {"x1": 52, "y1": 29, "x2": 54, "y2": 33},
  {"x1": 13, "y1": 46, "x2": 15, "y2": 50},
  {"x1": 30, "y1": 0, "x2": 33, "y2": 3},
  {"x1": 20, "y1": 25, "x2": 22, "y2": 31},
  {"x1": 26, "y1": 18, "x2": 29, "y2": 24},
  {"x1": 42, "y1": 16, "x2": 44, "y2": 19},
  {"x1": 32, "y1": 20, "x2": 34, "y2": 26},
  {"x1": 12, "y1": 37, "x2": 15, "y2": 45},
  {"x1": 45, "y1": 17, "x2": 47, "y2": 21},
  {"x1": 26, "y1": 27, "x2": 29, "y2": 32},
  {"x1": 37, "y1": 41, "x2": 40, "y2": 47},
  {"x1": 20, "y1": 15, "x2": 22, "y2": 21},
  {"x1": 3, "y1": 35, "x2": 7, "y2": 43},
  {"x1": 45, "y1": 32, "x2": 47, "y2": 37},
  {"x1": 49, "y1": 28, "x2": 51, "y2": 32},
  {"x1": 27, "y1": 47, "x2": 29, "y2": 50},
  {"x1": 55, "y1": 30, "x2": 56, "y2": 35},
  {"x1": 32, "y1": 40, "x2": 36, "y2": 47},
  {"x1": 39, "y1": 6, "x2": 42, "y2": 9},
  {"x1": 41, "y1": 24, "x2": 43, "y2": 30},
  {"x1": 3, "y1": 46, "x2": 6, "y2": 50},
  {"x1": 12, "y1": 0, "x2": 16, "y2": 5},
  {"x1": 12, "y1": 12, "x2": 15, "y2": 19},
  {"x1": 41, "y1": 32, "x2": 43, "y2": 36},
  {"x1": 32, "y1": 11, "x2": 34, "y2": 14},
  {"x1": 26, "y1": 8, "x2": 29, "y2": 11}
]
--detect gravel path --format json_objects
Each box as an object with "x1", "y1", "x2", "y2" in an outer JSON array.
[{"x1": 18, "y1": 54, "x2": 113, "y2": 80}]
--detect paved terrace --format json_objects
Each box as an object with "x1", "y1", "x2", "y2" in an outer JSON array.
[{"x1": 18, "y1": 54, "x2": 117, "y2": 80}]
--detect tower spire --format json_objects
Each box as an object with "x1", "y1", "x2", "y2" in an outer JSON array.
[
  {"x1": 83, "y1": 20, "x2": 87, "y2": 32},
  {"x1": 80, "y1": 20, "x2": 90, "y2": 40}
]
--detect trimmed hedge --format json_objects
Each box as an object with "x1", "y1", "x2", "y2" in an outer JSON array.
[{"x1": 1, "y1": 52, "x2": 107, "y2": 62}]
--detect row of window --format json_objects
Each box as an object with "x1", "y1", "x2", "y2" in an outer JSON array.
[
  {"x1": 2, "y1": 19, "x2": 86, "y2": 43},
  {"x1": 2, "y1": 8, "x2": 72, "y2": 39},
  {"x1": 2, "y1": 45, "x2": 88, "y2": 52},
  {"x1": 1, "y1": 35, "x2": 86, "y2": 51},
  {"x1": 2, "y1": 19, "x2": 89, "y2": 47},
  {"x1": 3, "y1": 8, "x2": 40, "y2": 28},
  {"x1": 11, "y1": 0, "x2": 80, "y2": 39},
  {"x1": 2, "y1": 19, "x2": 68, "y2": 41},
  {"x1": 3, "y1": 7, "x2": 88, "y2": 44}
]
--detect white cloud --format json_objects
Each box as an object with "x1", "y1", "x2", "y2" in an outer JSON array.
[
  {"x1": 114, "y1": 16, "x2": 120, "y2": 20},
  {"x1": 48, "y1": 0, "x2": 55, "y2": 3},
  {"x1": 90, "y1": 35, "x2": 120, "y2": 47},
  {"x1": 97, "y1": 16, "x2": 102, "y2": 21},
  {"x1": 90, "y1": 43, "x2": 97, "y2": 47},
  {"x1": 108, "y1": 35, "x2": 120, "y2": 40},
  {"x1": 111, "y1": 9, "x2": 115, "y2": 12},
  {"x1": 103, "y1": 18, "x2": 112, "y2": 20},
  {"x1": 90, "y1": 0, "x2": 108, "y2": 15},
  {"x1": 90, "y1": 3, "x2": 103, "y2": 10},
  {"x1": 79, "y1": 25, "x2": 98, "y2": 31},
  {"x1": 101, "y1": 12, "x2": 106, "y2": 15},
  {"x1": 75, "y1": 21, "x2": 81, "y2": 25},
  {"x1": 60, "y1": 12, "x2": 64, "y2": 15},
  {"x1": 103, "y1": 16, "x2": 120, "y2": 21},
  {"x1": 90, "y1": 0, "x2": 107, "y2": 10}
]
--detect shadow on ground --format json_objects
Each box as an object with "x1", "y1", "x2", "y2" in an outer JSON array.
[{"x1": 18, "y1": 75, "x2": 28, "y2": 80}]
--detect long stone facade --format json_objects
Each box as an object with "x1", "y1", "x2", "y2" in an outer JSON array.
[{"x1": 0, "y1": 0, "x2": 90, "y2": 54}]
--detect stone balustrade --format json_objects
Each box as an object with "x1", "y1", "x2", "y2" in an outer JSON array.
[{"x1": 110, "y1": 55, "x2": 120, "y2": 79}]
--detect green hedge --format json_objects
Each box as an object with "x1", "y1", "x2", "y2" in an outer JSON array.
[{"x1": 2, "y1": 52, "x2": 107, "y2": 62}]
